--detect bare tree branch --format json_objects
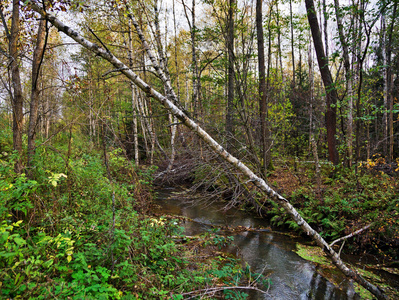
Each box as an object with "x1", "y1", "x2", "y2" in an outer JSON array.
[{"x1": 330, "y1": 223, "x2": 374, "y2": 247}]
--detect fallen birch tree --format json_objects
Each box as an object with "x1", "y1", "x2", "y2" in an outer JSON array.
[{"x1": 28, "y1": 2, "x2": 387, "y2": 299}]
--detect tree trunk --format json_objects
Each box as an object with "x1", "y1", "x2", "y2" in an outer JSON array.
[
  {"x1": 334, "y1": 0, "x2": 353, "y2": 166},
  {"x1": 128, "y1": 19, "x2": 139, "y2": 164},
  {"x1": 289, "y1": 0, "x2": 295, "y2": 87},
  {"x1": 182, "y1": 0, "x2": 200, "y2": 117},
  {"x1": 275, "y1": 1, "x2": 284, "y2": 97},
  {"x1": 382, "y1": 15, "x2": 388, "y2": 157},
  {"x1": 191, "y1": 0, "x2": 200, "y2": 117},
  {"x1": 28, "y1": 18, "x2": 47, "y2": 171},
  {"x1": 322, "y1": 0, "x2": 329, "y2": 58},
  {"x1": 172, "y1": 0, "x2": 181, "y2": 105},
  {"x1": 131, "y1": 85, "x2": 139, "y2": 164},
  {"x1": 305, "y1": 0, "x2": 339, "y2": 165},
  {"x1": 354, "y1": 0, "x2": 372, "y2": 165},
  {"x1": 256, "y1": 0, "x2": 269, "y2": 178},
  {"x1": 10, "y1": 0, "x2": 24, "y2": 173},
  {"x1": 387, "y1": 1, "x2": 397, "y2": 162},
  {"x1": 154, "y1": 0, "x2": 177, "y2": 171},
  {"x1": 226, "y1": 0, "x2": 235, "y2": 147},
  {"x1": 31, "y1": 4, "x2": 388, "y2": 299}
]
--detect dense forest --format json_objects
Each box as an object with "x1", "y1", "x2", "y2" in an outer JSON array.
[{"x1": 0, "y1": 0, "x2": 398, "y2": 299}]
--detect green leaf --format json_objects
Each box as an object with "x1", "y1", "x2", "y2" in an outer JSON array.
[{"x1": 14, "y1": 237, "x2": 26, "y2": 246}]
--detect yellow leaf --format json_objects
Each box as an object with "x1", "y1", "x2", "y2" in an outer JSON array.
[{"x1": 67, "y1": 255, "x2": 72, "y2": 263}]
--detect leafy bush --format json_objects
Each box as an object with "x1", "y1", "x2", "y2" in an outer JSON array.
[
  {"x1": 268, "y1": 167, "x2": 399, "y2": 258},
  {"x1": 0, "y1": 138, "x2": 253, "y2": 299}
]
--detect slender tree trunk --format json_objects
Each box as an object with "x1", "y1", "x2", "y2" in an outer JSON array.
[
  {"x1": 182, "y1": 0, "x2": 200, "y2": 117},
  {"x1": 191, "y1": 0, "x2": 200, "y2": 117},
  {"x1": 28, "y1": 19, "x2": 47, "y2": 171},
  {"x1": 322, "y1": 0, "x2": 329, "y2": 58},
  {"x1": 334, "y1": 0, "x2": 353, "y2": 166},
  {"x1": 10, "y1": 0, "x2": 24, "y2": 173},
  {"x1": 266, "y1": 4, "x2": 272, "y2": 167},
  {"x1": 305, "y1": 0, "x2": 339, "y2": 165},
  {"x1": 132, "y1": 85, "x2": 139, "y2": 164},
  {"x1": 172, "y1": 0, "x2": 181, "y2": 104},
  {"x1": 185, "y1": 72, "x2": 189, "y2": 110},
  {"x1": 256, "y1": 0, "x2": 268, "y2": 178},
  {"x1": 167, "y1": 114, "x2": 178, "y2": 172},
  {"x1": 44, "y1": 97, "x2": 50, "y2": 138},
  {"x1": 308, "y1": 32, "x2": 316, "y2": 155},
  {"x1": 289, "y1": 0, "x2": 295, "y2": 87},
  {"x1": 382, "y1": 15, "x2": 388, "y2": 157},
  {"x1": 387, "y1": 1, "x2": 397, "y2": 162},
  {"x1": 128, "y1": 19, "x2": 139, "y2": 164},
  {"x1": 226, "y1": 0, "x2": 235, "y2": 147},
  {"x1": 354, "y1": 0, "x2": 372, "y2": 165},
  {"x1": 137, "y1": 91, "x2": 149, "y2": 155},
  {"x1": 309, "y1": 41, "x2": 321, "y2": 190},
  {"x1": 276, "y1": 1, "x2": 284, "y2": 96},
  {"x1": 154, "y1": 1, "x2": 177, "y2": 171}
]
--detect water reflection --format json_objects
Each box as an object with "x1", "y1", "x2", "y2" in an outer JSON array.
[{"x1": 155, "y1": 189, "x2": 359, "y2": 299}]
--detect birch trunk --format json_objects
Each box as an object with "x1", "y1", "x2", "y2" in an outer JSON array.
[
  {"x1": 131, "y1": 85, "x2": 139, "y2": 164},
  {"x1": 172, "y1": 0, "x2": 181, "y2": 106},
  {"x1": 137, "y1": 92, "x2": 149, "y2": 156},
  {"x1": 154, "y1": 0, "x2": 177, "y2": 171},
  {"x1": 128, "y1": 19, "x2": 139, "y2": 164},
  {"x1": 167, "y1": 114, "x2": 178, "y2": 172},
  {"x1": 146, "y1": 97, "x2": 156, "y2": 164},
  {"x1": 29, "y1": 4, "x2": 387, "y2": 299},
  {"x1": 308, "y1": 36, "x2": 320, "y2": 189}
]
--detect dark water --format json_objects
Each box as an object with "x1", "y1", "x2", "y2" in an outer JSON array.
[{"x1": 155, "y1": 188, "x2": 360, "y2": 300}]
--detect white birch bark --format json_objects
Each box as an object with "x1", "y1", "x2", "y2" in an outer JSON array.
[
  {"x1": 29, "y1": 4, "x2": 387, "y2": 299},
  {"x1": 308, "y1": 37, "x2": 321, "y2": 189},
  {"x1": 167, "y1": 114, "x2": 178, "y2": 172},
  {"x1": 154, "y1": 0, "x2": 177, "y2": 172},
  {"x1": 128, "y1": 21, "x2": 139, "y2": 164},
  {"x1": 137, "y1": 92, "x2": 149, "y2": 156},
  {"x1": 131, "y1": 85, "x2": 139, "y2": 164},
  {"x1": 145, "y1": 97, "x2": 156, "y2": 165}
]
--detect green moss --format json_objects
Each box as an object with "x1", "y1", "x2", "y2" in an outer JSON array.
[
  {"x1": 353, "y1": 283, "x2": 374, "y2": 299},
  {"x1": 295, "y1": 243, "x2": 331, "y2": 266}
]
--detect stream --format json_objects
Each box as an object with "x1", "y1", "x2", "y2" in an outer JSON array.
[{"x1": 155, "y1": 187, "x2": 360, "y2": 300}]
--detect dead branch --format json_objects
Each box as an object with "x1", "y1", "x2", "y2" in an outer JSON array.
[
  {"x1": 330, "y1": 223, "x2": 374, "y2": 247},
  {"x1": 180, "y1": 285, "x2": 268, "y2": 299}
]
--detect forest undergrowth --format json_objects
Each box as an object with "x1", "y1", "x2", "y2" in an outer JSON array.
[
  {"x1": 267, "y1": 158, "x2": 399, "y2": 261},
  {"x1": 0, "y1": 128, "x2": 264, "y2": 299}
]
